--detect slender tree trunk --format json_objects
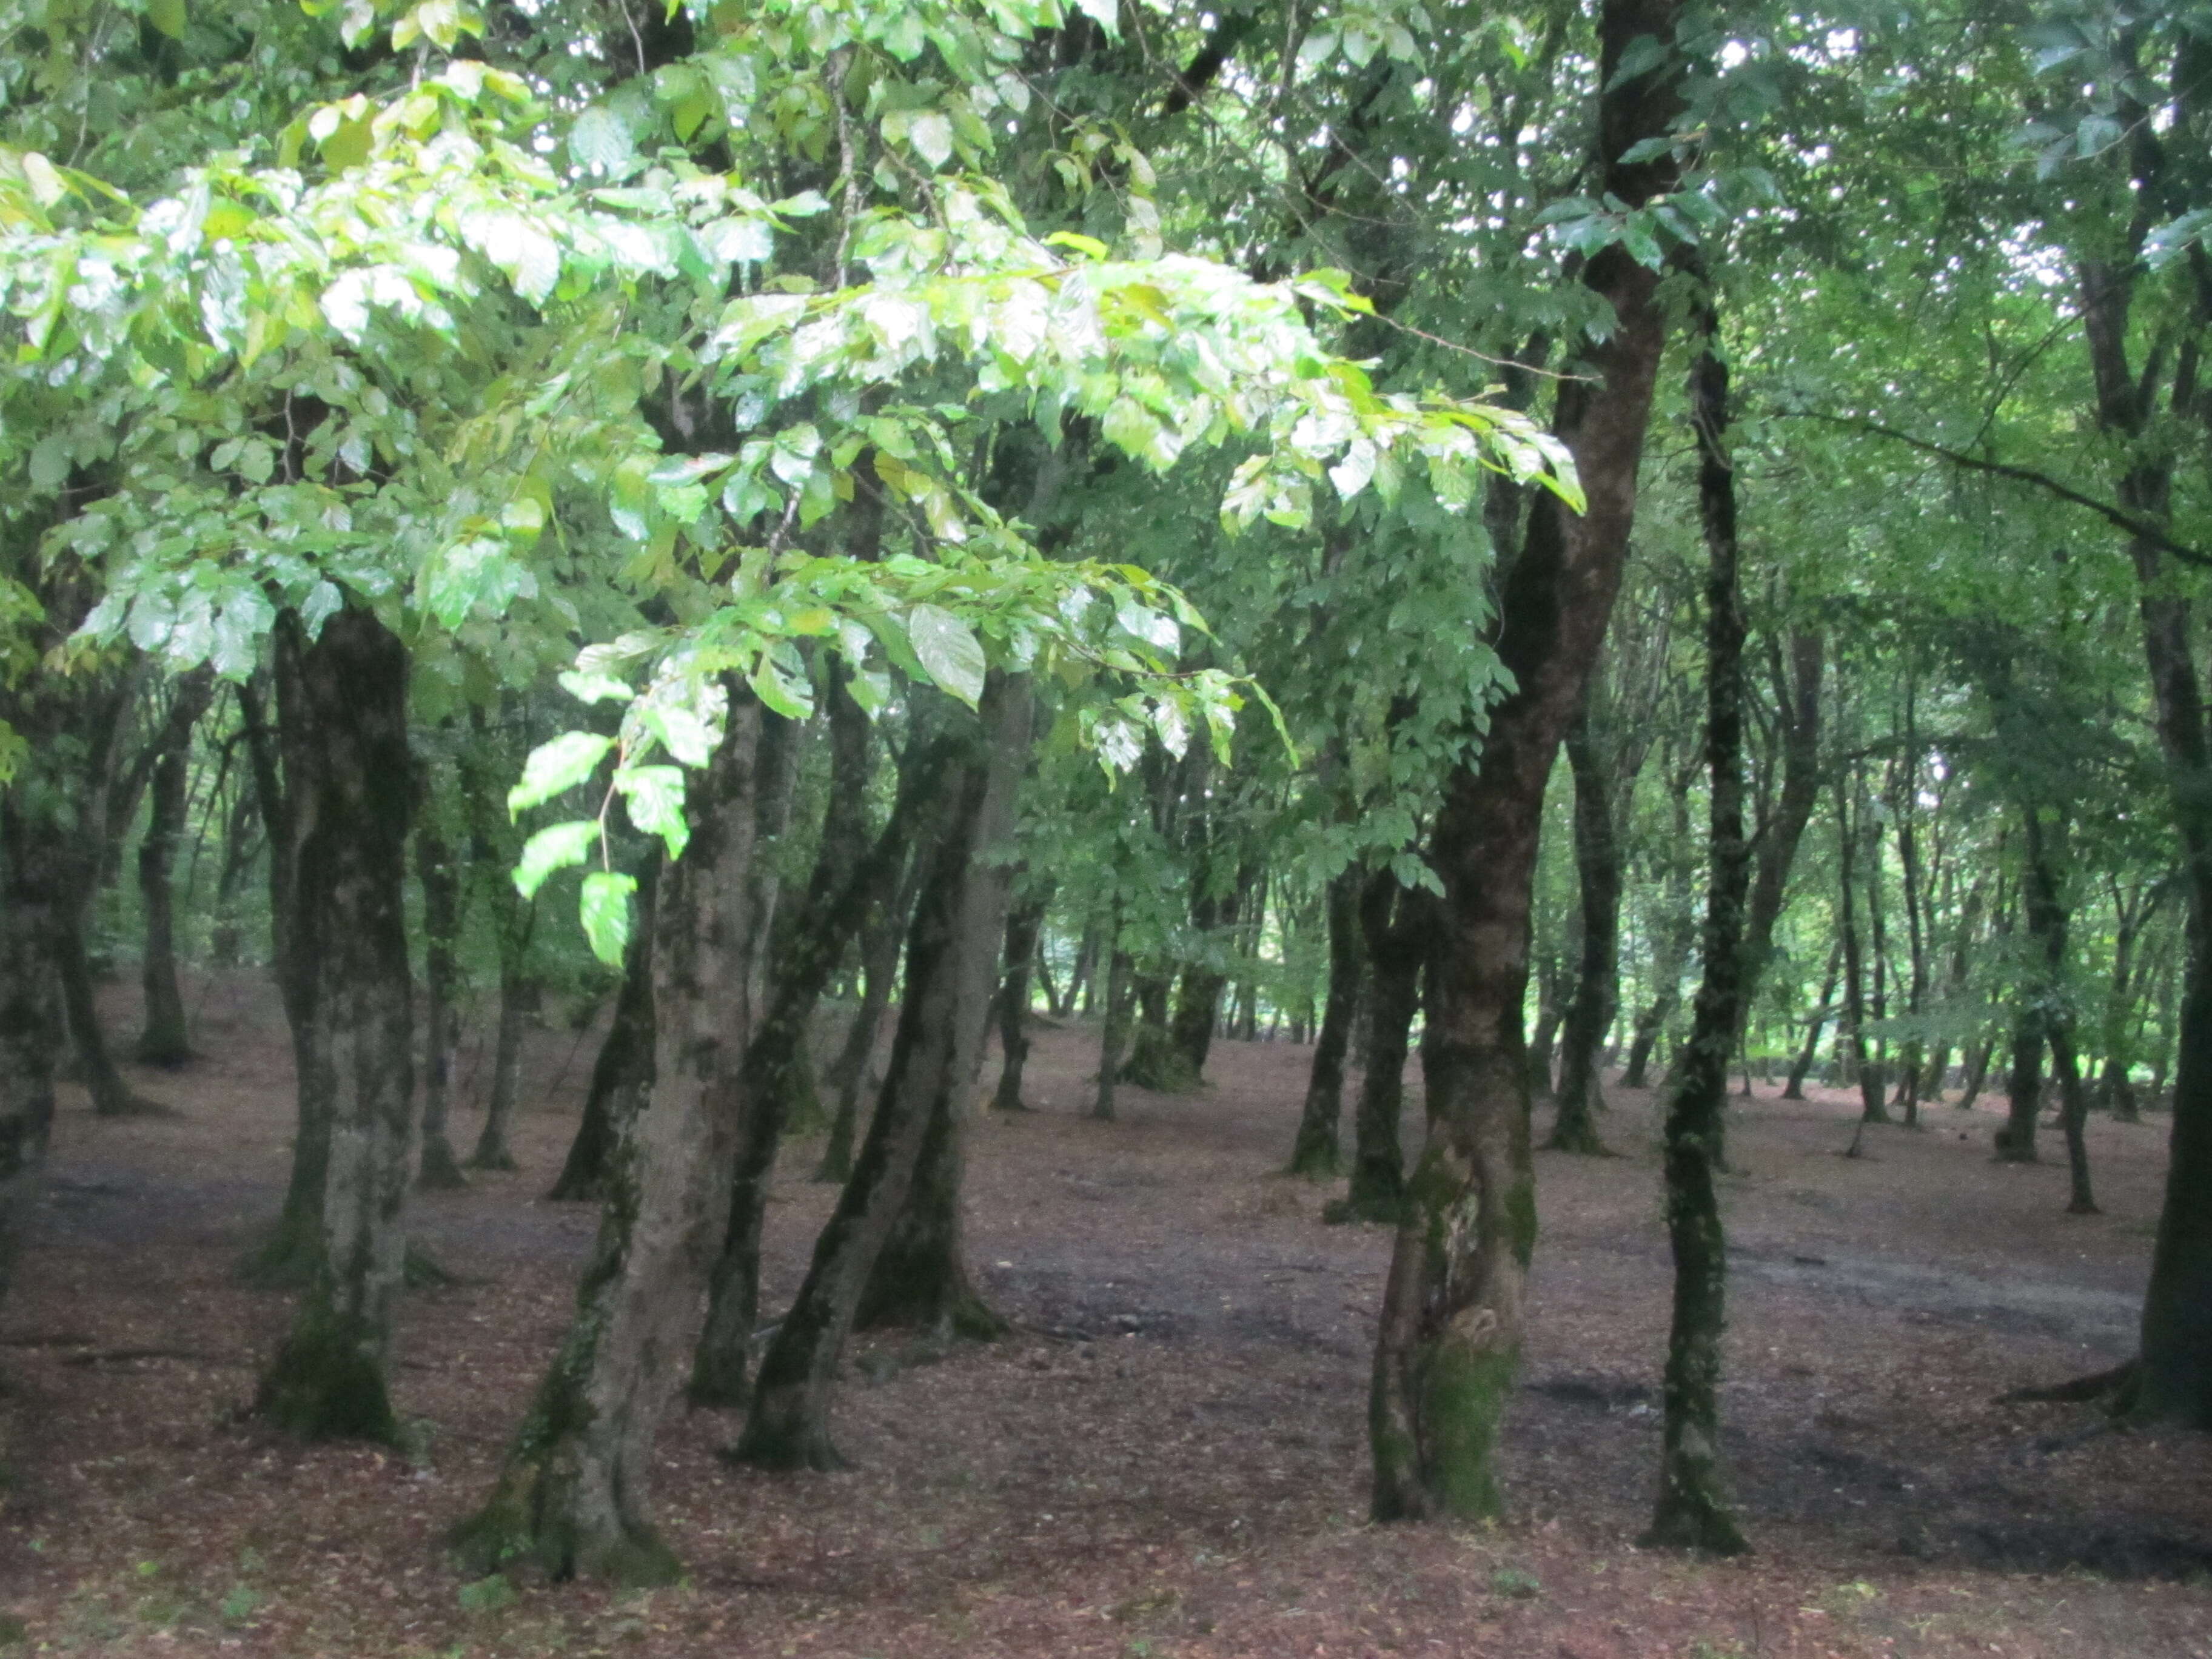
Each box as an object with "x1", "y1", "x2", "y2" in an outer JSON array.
[
  {"x1": 732, "y1": 679, "x2": 1030, "y2": 1469},
  {"x1": 1370, "y1": 0, "x2": 1682, "y2": 1521},
  {"x1": 1288, "y1": 866, "x2": 1364, "y2": 1174},
  {"x1": 416, "y1": 823, "x2": 468, "y2": 1191},
  {"x1": 1738, "y1": 631, "x2": 1825, "y2": 1050},
  {"x1": 471, "y1": 970, "x2": 534, "y2": 1171},
  {"x1": 1783, "y1": 943, "x2": 1840, "y2": 1101},
  {"x1": 238, "y1": 651, "x2": 332, "y2": 1284},
  {"x1": 1093, "y1": 931, "x2": 1132, "y2": 1123},
  {"x1": 1550, "y1": 711, "x2": 1620, "y2": 1153},
  {"x1": 58, "y1": 911, "x2": 150, "y2": 1117},
  {"x1": 1835, "y1": 776, "x2": 1882, "y2": 1128},
  {"x1": 817, "y1": 840, "x2": 922, "y2": 1182},
  {"x1": 1624, "y1": 781, "x2": 1697, "y2": 1088},
  {"x1": 692, "y1": 689, "x2": 936, "y2": 1405},
  {"x1": 993, "y1": 882, "x2": 1053, "y2": 1113},
  {"x1": 1332, "y1": 871, "x2": 1426, "y2": 1224},
  {"x1": 1646, "y1": 289, "x2": 1749, "y2": 1555},
  {"x1": 454, "y1": 683, "x2": 769, "y2": 1584},
  {"x1": 252, "y1": 604, "x2": 415, "y2": 1444},
  {"x1": 136, "y1": 669, "x2": 215, "y2": 1065},
  {"x1": 1863, "y1": 791, "x2": 1891, "y2": 1116},
  {"x1": 548, "y1": 856, "x2": 660, "y2": 1202}
]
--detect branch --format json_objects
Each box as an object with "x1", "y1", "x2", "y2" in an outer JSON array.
[{"x1": 1794, "y1": 411, "x2": 2212, "y2": 569}]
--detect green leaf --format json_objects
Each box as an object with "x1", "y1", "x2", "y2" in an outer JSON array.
[
  {"x1": 1072, "y1": 0, "x2": 1116, "y2": 37},
  {"x1": 146, "y1": 0, "x2": 187, "y2": 39},
  {"x1": 579, "y1": 870, "x2": 638, "y2": 966},
  {"x1": 614, "y1": 764, "x2": 689, "y2": 859},
  {"x1": 508, "y1": 732, "x2": 615, "y2": 816},
  {"x1": 514, "y1": 820, "x2": 599, "y2": 899},
  {"x1": 908, "y1": 603, "x2": 987, "y2": 706},
  {"x1": 569, "y1": 107, "x2": 635, "y2": 173},
  {"x1": 28, "y1": 435, "x2": 70, "y2": 492},
  {"x1": 908, "y1": 111, "x2": 955, "y2": 169}
]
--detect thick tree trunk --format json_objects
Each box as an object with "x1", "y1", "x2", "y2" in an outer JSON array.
[
  {"x1": 1370, "y1": 0, "x2": 1681, "y2": 1521},
  {"x1": 1646, "y1": 293, "x2": 1749, "y2": 1555},
  {"x1": 454, "y1": 683, "x2": 768, "y2": 1584},
  {"x1": 2000, "y1": 1004, "x2": 2045, "y2": 1163},
  {"x1": 1550, "y1": 712, "x2": 1620, "y2": 1153},
  {"x1": 548, "y1": 857, "x2": 659, "y2": 1202},
  {"x1": 252, "y1": 604, "x2": 415, "y2": 1444},
  {"x1": 135, "y1": 669, "x2": 215, "y2": 1066},
  {"x1": 415, "y1": 824, "x2": 468, "y2": 1191},
  {"x1": 1288, "y1": 866, "x2": 1365, "y2": 1174},
  {"x1": 732, "y1": 679, "x2": 1030, "y2": 1469}
]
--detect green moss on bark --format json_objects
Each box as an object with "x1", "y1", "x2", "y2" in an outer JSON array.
[
  {"x1": 253, "y1": 1305, "x2": 398, "y2": 1444},
  {"x1": 1418, "y1": 1343, "x2": 1517, "y2": 1521}
]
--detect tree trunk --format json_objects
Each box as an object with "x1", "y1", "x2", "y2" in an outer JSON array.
[
  {"x1": 235, "y1": 662, "x2": 331, "y2": 1282},
  {"x1": 135, "y1": 668, "x2": 216, "y2": 1066},
  {"x1": 548, "y1": 856, "x2": 660, "y2": 1202},
  {"x1": 58, "y1": 910, "x2": 150, "y2": 1117},
  {"x1": 1370, "y1": 0, "x2": 1682, "y2": 1521},
  {"x1": 1782, "y1": 943, "x2": 1840, "y2": 1101},
  {"x1": 817, "y1": 838, "x2": 923, "y2": 1182},
  {"x1": 452, "y1": 682, "x2": 769, "y2": 1584},
  {"x1": 471, "y1": 970, "x2": 535, "y2": 1171},
  {"x1": 1550, "y1": 711, "x2": 1620, "y2": 1153},
  {"x1": 1093, "y1": 931, "x2": 1131, "y2": 1123},
  {"x1": 1287, "y1": 866, "x2": 1365, "y2": 1174},
  {"x1": 691, "y1": 686, "x2": 936, "y2": 1406},
  {"x1": 732, "y1": 678, "x2": 1030, "y2": 1469},
  {"x1": 1957, "y1": 1035, "x2": 1995, "y2": 1113},
  {"x1": 1646, "y1": 287, "x2": 1749, "y2": 1555},
  {"x1": 1737, "y1": 631, "x2": 1825, "y2": 1048},
  {"x1": 1332, "y1": 870, "x2": 1426, "y2": 1224},
  {"x1": 992, "y1": 882, "x2": 1053, "y2": 1113},
  {"x1": 1624, "y1": 778, "x2": 1697, "y2": 1088},
  {"x1": 252, "y1": 603, "x2": 415, "y2": 1444},
  {"x1": 1834, "y1": 775, "x2": 1883, "y2": 1127},
  {"x1": 415, "y1": 823, "x2": 468, "y2": 1191}
]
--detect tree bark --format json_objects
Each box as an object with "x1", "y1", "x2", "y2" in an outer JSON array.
[
  {"x1": 1370, "y1": 0, "x2": 1682, "y2": 1521},
  {"x1": 817, "y1": 836, "x2": 924, "y2": 1182},
  {"x1": 993, "y1": 882, "x2": 1053, "y2": 1113},
  {"x1": 1783, "y1": 942, "x2": 1840, "y2": 1101},
  {"x1": 548, "y1": 856, "x2": 660, "y2": 1202},
  {"x1": 1550, "y1": 710, "x2": 1621, "y2": 1153},
  {"x1": 1287, "y1": 866, "x2": 1364, "y2": 1174},
  {"x1": 1331, "y1": 869, "x2": 1426, "y2": 1224},
  {"x1": 415, "y1": 822, "x2": 468, "y2": 1191},
  {"x1": 1093, "y1": 928, "x2": 1131, "y2": 1123},
  {"x1": 453, "y1": 682, "x2": 769, "y2": 1584},
  {"x1": 1624, "y1": 770, "x2": 1697, "y2": 1088},
  {"x1": 732, "y1": 678, "x2": 1030, "y2": 1469},
  {"x1": 1737, "y1": 631, "x2": 1825, "y2": 1050},
  {"x1": 252, "y1": 603, "x2": 415, "y2": 1444},
  {"x1": 135, "y1": 668, "x2": 216, "y2": 1066},
  {"x1": 1646, "y1": 285, "x2": 1749, "y2": 1555}
]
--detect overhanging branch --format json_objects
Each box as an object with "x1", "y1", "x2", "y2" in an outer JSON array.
[{"x1": 1794, "y1": 411, "x2": 2212, "y2": 570}]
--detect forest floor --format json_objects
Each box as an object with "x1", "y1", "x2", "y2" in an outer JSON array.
[{"x1": 4, "y1": 973, "x2": 2211, "y2": 1658}]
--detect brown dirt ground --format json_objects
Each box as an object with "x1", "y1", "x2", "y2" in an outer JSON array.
[{"x1": 3, "y1": 971, "x2": 2211, "y2": 1658}]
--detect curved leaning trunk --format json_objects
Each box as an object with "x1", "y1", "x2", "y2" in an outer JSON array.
[
  {"x1": 732, "y1": 678, "x2": 1031, "y2": 1469},
  {"x1": 252, "y1": 603, "x2": 417, "y2": 1444},
  {"x1": 452, "y1": 687, "x2": 768, "y2": 1584},
  {"x1": 136, "y1": 668, "x2": 216, "y2": 1067},
  {"x1": 1287, "y1": 867, "x2": 1365, "y2": 1175},
  {"x1": 1369, "y1": 0, "x2": 1682, "y2": 1523},
  {"x1": 1550, "y1": 715, "x2": 1621, "y2": 1154}
]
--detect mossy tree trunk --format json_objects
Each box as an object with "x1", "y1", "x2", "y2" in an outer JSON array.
[
  {"x1": 454, "y1": 684, "x2": 768, "y2": 1584},
  {"x1": 415, "y1": 821, "x2": 468, "y2": 1191},
  {"x1": 1370, "y1": 0, "x2": 1680, "y2": 1521},
  {"x1": 1287, "y1": 866, "x2": 1364, "y2": 1174},
  {"x1": 135, "y1": 667, "x2": 215, "y2": 1067},
  {"x1": 1645, "y1": 279, "x2": 1749, "y2": 1557},
  {"x1": 548, "y1": 857, "x2": 660, "y2": 1203},
  {"x1": 252, "y1": 602, "x2": 415, "y2": 1444},
  {"x1": 734, "y1": 678, "x2": 1029, "y2": 1469}
]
